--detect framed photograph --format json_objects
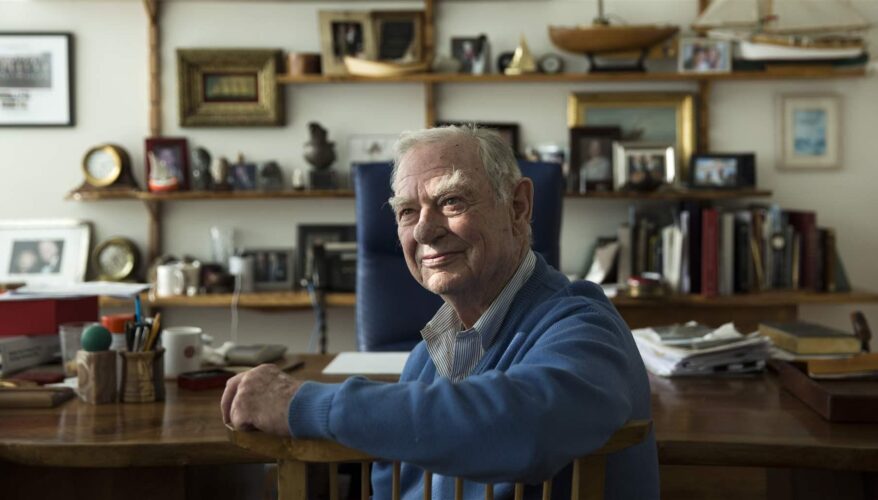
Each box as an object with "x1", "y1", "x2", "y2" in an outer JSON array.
[
  {"x1": 349, "y1": 134, "x2": 398, "y2": 164},
  {"x1": 0, "y1": 32, "x2": 74, "y2": 127},
  {"x1": 296, "y1": 224, "x2": 356, "y2": 284},
  {"x1": 245, "y1": 248, "x2": 295, "y2": 291},
  {"x1": 0, "y1": 220, "x2": 90, "y2": 287},
  {"x1": 436, "y1": 121, "x2": 520, "y2": 156},
  {"x1": 451, "y1": 35, "x2": 489, "y2": 74},
  {"x1": 613, "y1": 142, "x2": 676, "y2": 191},
  {"x1": 569, "y1": 126, "x2": 621, "y2": 193},
  {"x1": 319, "y1": 11, "x2": 377, "y2": 76},
  {"x1": 373, "y1": 11, "x2": 424, "y2": 63},
  {"x1": 145, "y1": 137, "x2": 189, "y2": 192},
  {"x1": 229, "y1": 163, "x2": 257, "y2": 191},
  {"x1": 689, "y1": 153, "x2": 756, "y2": 189},
  {"x1": 678, "y1": 38, "x2": 731, "y2": 74},
  {"x1": 778, "y1": 94, "x2": 841, "y2": 170},
  {"x1": 177, "y1": 48, "x2": 284, "y2": 126},
  {"x1": 568, "y1": 92, "x2": 696, "y2": 174}
]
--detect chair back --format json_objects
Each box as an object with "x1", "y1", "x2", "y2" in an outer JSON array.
[{"x1": 353, "y1": 160, "x2": 563, "y2": 352}]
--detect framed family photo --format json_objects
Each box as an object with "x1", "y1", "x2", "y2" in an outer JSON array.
[
  {"x1": 0, "y1": 220, "x2": 91, "y2": 287},
  {"x1": 145, "y1": 137, "x2": 189, "y2": 192},
  {"x1": 319, "y1": 11, "x2": 376, "y2": 76},
  {"x1": 678, "y1": 37, "x2": 731, "y2": 74},
  {"x1": 177, "y1": 48, "x2": 284, "y2": 126},
  {"x1": 613, "y1": 142, "x2": 676, "y2": 191},
  {"x1": 569, "y1": 126, "x2": 621, "y2": 193},
  {"x1": 0, "y1": 32, "x2": 74, "y2": 127},
  {"x1": 373, "y1": 10, "x2": 424, "y2": 63},
  {"x1": 245, "y1": 248, "x2": 295, "y2": 291},
  {"x1": 778, "y1": 94, "x2": 842, "y2": 170}
]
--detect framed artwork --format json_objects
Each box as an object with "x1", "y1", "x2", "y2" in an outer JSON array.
[
  {"x1": 451, "y1": 35, "x2": 489, "y2": 74},
  {"x1": 689, "y1": 153, "x2": 756, "y2": 189},
  {"x1": 436, "y1": 121, "x2": 520, "y2": 156},
  {"x1": 145, "y1": 137, "x2": 190, "y2": 192},
  {"x1": 569, "y1": 126, "x2": 621, "y2": 193},
  {"x1": 318, "y1": 11, "x2": 376, "y2": 76},
  {"x1": 296, "y1": 224, "x2": 356, "y2": 284},
  {"x1": 349, "y1": 134, "x2": 398, "y2": 164},
  {"x1": 778, "y1": 94, "x2": 841, "y2": 170},
  {"x1": 177, "y1": 48, "x2": 284, "y2": 126},
  {"x1": 0, "y1": 32, "x2": 74, "y2": 127},
  {"x1": 567, "y1": 92, "x2": 696, "y2": 174},
  {"x1": 0, "y1": 220, "x2": 90, "y2": 286},
  {"x1": 613, "y1": 142, "x2": 676, "y2": 191},
  {"x1": 245, "y1": 248, "x2": 295, "y2": 291},
  {"x1": 373, "y1": 11, "x2": 424, "y2": 63},
  {"x1": 678, "y1": 37, "x2": 731, "y2": 74},
  {"x1": 229, "y1": 163, "x2": 257, "y2": 191}
]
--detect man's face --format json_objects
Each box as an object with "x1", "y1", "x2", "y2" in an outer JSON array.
[{"x1": 392, "y1": 140, "x2": 521, "y2": 300}]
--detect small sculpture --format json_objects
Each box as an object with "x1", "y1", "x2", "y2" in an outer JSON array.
[
  {"x1": 291, "y1": 168, "x2": 306, "y2": 190},
  {"x1": 210, "y1": 156, "x2": 232, "y2": 191},
  {"x1": 259, "y1": 161, "x2": 284, "y2": 191},
  {"x1": 303, "y1": 122, "x2": 336, "y2": 170},
  {"x1": 190, "y1": 147, "x2": 213, "y2": 191},
  {"x1": 504, "y1": 35, "x2": 538, "y2": 75}
]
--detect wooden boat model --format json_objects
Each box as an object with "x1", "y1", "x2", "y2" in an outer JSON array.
[{"x1": 343, "y1": 57, "x2": 429, "y2": 78}]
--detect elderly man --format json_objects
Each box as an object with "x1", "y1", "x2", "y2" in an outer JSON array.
[{"x1": 222, "y1": 126, "x2": 658, "y2": 499}]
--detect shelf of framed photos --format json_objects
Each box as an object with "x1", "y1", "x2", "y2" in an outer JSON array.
[
  {"x1": 276, "y1": 66, "x2": 866, "y2": 85},
  {"x1": 66, "y1": 188, "x2": 355, "y2": 202},
  {"x1": 99, "y1": 291, "x2": 357, "y2": 309},
  {"x1": 568, "y1": 188, "x2": 772, "y2": 201}
]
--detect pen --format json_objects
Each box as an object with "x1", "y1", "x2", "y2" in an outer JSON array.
[
  {"x1": 145, "y1": 313, "x2": 162, "y2": 351},
  {"x1": 134, "y1": 295, "x2": 142, "y2": 324}
]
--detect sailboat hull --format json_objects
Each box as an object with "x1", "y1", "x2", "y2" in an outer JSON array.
[{"x1": 737, "y1": 40, "x2": 865, "y2": 61}]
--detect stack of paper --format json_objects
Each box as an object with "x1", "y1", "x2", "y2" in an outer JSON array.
[{"x1": 633, "y1": 322, "x2": 771, "y2": 377}]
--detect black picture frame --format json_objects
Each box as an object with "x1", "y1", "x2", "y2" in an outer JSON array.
[
  {"x1": 689, "y1": 153, "x2": 756, "y2": 189},
  {"x1": 244, "y1": 248, "x2": 295, "y2": 291},
  {"x1": 0, "y1": 32, "x2": 74, "y2": 127},
  {"x1": 436, "y1": 121, "x2": 520, "y2": 157},
  {"x1": 568, "y1": 126, "x2": 621, "y2": 193},
  {"x1": 296, "y1": 224, "x2": 356, "y2": 285},
  {"x1": 450, "y1": 35, "x2": 489, "y2": 74}
]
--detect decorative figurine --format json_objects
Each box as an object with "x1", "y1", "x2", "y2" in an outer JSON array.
[
  {"x1": 303, "y1": 122, "x2": 338, "y2": 189},
  {"x1": 496, "y1": 51, "x2": 515, "y2": 73},
  {"x1": 259, "y1": 161, "x2": 284, "y2": 191},
  {"x1": 504, "y1": 35, "x2": 538, "y2": 75},
  {"x1": 210, "y1": 156, "x2": 232, "y2": 191},
  {"x1": 190, "y1": 147, "x2": 213, "y2": 191},
  {"x1": 291, "y1": 168, "x2": 306, "y2": 190}
]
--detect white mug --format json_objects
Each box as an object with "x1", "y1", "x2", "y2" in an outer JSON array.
[
  {"x1": 156, "y1": 264, "x2": 186, "y2": 297},
  {"x1": 163, "y1": 326, "x2": 203, "y2": 378}
]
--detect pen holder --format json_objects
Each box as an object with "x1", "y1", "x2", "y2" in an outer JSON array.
[
  {"x1": 120, "y1": 348, "x2": 165, "y2": 403},
  {"x1": 76, "y1": 350, "x2": 117, "y2": 404}
]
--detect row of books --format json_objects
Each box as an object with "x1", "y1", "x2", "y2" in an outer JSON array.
[{"x1": 613, "y1": 202, "x2": 851, "y2": 295}]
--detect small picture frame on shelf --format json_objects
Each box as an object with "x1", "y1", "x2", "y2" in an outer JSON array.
[
  {"x1": 436, "y1": 121, "x2": 520, "y2": 156},
  {"x1": 296, "y1": 224, "x2": 356, "y2": 285},
  {"x1": 229, "y1": 163, "x2": 257, "y2": 191},
  {"x1": 568, "y1": 126, "x2": 621, "y2": 194},
  {"x1": 678, "y1": 37, "x2": 731, "y2": 74},
  {"x1": 245, "y1": 248, "x2": 295, "y2": 291},
  {"x1": 689, "y1": 153, "x2": 756, "y2": 189},
  {"x1": 319, "y1": 11, "x2": 377, "y2": 76},
  {"x1": 0, "y1": 32, "x2": 74, "y2": 127},
  {"x1": 613, "y1": 142, "x2": 676, "y2": 191},
  {"x1": 778, "y1": 94, "x2": 842, "y2": 170},
  {"x1": 0, "y1": 219, "x2": 90, "y2": 287},
  {"x1": 145, "y1": 137, "x2": 189, "y2": 192},
  {"x1": 451, "y1": 35, "x2": 489, "y2": 74},
  {"x1": 372, "y1": 10, "x2": 424, "y2": 63}
]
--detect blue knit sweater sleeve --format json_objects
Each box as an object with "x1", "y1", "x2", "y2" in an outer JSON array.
[{"x1": 288, "y1": 297, "x2": 637, "y2": 483}]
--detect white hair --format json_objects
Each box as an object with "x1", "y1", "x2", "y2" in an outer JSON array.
[{"x1": 391, "y1": 124, "x2": 522, "y2": 205}]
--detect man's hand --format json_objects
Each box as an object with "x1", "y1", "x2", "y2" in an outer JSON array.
[{"x1": 221, "y1": 364, "x2": 303, "y2": 436}]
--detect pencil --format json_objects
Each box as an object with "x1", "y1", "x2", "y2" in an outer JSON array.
[{"x1": 145, "y1": 313, "x2": 162, "y2": 351}]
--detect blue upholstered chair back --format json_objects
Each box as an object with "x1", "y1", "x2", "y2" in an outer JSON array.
[{"x1": 354, "y1": 160, "x2": 563, "y2": 352}]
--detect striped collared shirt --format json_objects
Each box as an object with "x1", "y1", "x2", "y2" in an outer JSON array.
[{"x1": 420, "y1": 250, "x2": 536, "y2": 382}]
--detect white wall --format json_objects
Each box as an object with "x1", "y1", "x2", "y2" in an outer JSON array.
[{"x1": 1, "y1": 0, "x2": 876, "y2": 351}]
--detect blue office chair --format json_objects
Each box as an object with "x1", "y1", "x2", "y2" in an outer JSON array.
[{"x1": 354, "y1": 160, "x2": 563, "y2": 352}]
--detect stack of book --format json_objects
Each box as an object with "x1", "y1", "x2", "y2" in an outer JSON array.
[
  {"x1": 633, "y1": 322, "x2": 772, "y2": 377},
  {"x1": 758, "y1": 321, "x2": 863, "y2": 361}
]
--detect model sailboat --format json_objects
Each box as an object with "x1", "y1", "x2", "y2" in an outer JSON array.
[{"x1": 693, "y1": 0, "x2": 870, "y2": 61}]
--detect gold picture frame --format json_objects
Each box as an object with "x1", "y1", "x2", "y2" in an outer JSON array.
[
  {"x1": 319, "y1": 11, "x2": 377, "y2": 76},
  {"x1": 567, "y1": 92, "x2": 696, "y2": 173},
  {"x1": 177, "y1": 49, "x2": 284, "y2": 127},
  {"x1": 372, "y1": 10, "x2": 424, "y2": 63}
]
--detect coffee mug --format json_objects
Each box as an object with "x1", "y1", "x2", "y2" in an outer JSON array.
[
  {"x1": 163, "y1": 326, "x2": 202, "y2": 378},
  {"x1": 156, "y1": 264, "x2": 186, "y2": 297}
]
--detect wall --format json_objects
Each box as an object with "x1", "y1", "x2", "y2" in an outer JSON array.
[{"x1": 1, "y1": 0, "x2": 876, "y2": 352}]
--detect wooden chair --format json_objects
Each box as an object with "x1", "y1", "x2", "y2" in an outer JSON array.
[{"x1": 227, "y1": 419, "x2": 651, "y2": 500}]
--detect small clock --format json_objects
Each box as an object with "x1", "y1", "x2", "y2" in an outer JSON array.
[
  {"x1": 81, "y1": 144, "x2": 136, "y2": 189},
  {"x1": 92, "y1": 237, "x2": 140, "y2": 281},
  {"x1": 538, "y1": 54, "x2": 565, "y2": 74}
]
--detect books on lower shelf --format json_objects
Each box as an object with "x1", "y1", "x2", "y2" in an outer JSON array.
[
  {"x1": 758, "y1": 321, "x2": 861, "y2": 355},
  {"x1": 633, "y1": 322, "x2": 772, "y2": 377}
]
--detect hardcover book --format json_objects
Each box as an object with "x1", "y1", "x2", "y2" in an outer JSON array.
[{"x1": 759, "y1": 321, "x2": 861, "y2": 355}]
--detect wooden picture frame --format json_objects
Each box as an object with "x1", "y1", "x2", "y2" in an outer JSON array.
[
  {"x1": 372, "y1": 10, "x2": 424, "y2": 63},
  {"x1": 318, "y1": 11, "x2": 376, "y2": 76},
  {"x1": 145, "y1": 137, "x2": 190, "y2": 192},
  {"x1": 568, "y1": 92, "x2": 696, "y2": 176},
  {"x1": 177, "y1": 48, "x2": 284, "y2": 127},
  {"x1": 569, "y1": 126, "x2": 622, "y2": 193},
  {"x1": 0, "y1": 32, "x2": 74, "y2": 127},
  {"x1": 0, "y1": 219, "x2": 91, "y2": 286},
  {"x1": 778, "y1": 94, "x2": 842, "y2": 170}
]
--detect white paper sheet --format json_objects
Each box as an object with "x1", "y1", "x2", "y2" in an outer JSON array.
[
  {"x1": 5, "y1": 281, "x2": 151, "y2": 299},
  {"x1": 322, "y1": 352, "x2": 410, "y2": 375}
]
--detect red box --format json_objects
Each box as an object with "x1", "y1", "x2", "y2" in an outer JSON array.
[{"x1": 0, "y1": 296, "x2": 99, "y2": 336}]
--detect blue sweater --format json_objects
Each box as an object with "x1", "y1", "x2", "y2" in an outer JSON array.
[{"x1": 289, "y1": 255, "x2": 658, "y2": 499}]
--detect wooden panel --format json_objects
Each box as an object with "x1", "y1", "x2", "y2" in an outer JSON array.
[{"x1": 278, "y1": 460, "x2": 307, "y2": 500}]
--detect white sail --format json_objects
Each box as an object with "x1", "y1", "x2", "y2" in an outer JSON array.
[
  {"x1": 693, "y1": 0, "x2": 760, "y2": 30},
  {"x1": 694, "y1": 0, "x2": 870, "y2": 34}
]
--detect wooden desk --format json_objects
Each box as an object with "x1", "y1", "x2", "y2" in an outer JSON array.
[{"x1": 2, "y1": 355, "x2": 877, "y2": 499}]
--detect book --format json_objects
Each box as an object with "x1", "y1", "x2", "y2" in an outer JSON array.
[
  {"x1": 0, "y1": 335, "x2": 60, "y2": 376},
  {"x1": 719, "y1": 211, "x2": 735, "y2": 296},
  {"x1": 700, "y1": 207, "x2": 719, "y2": 297},
  {"x1": 0, "y1": 387, "x2": 75, "y2": 408},
  {"x1": 807, "y1": 353, "x2": 878, "y2": 379},
  {"x1": 758, "y1": 321, "x2": 862, "y2": 355},
  {"x1": 786, "y1": 210, "x2": 819, "y2": 291}
]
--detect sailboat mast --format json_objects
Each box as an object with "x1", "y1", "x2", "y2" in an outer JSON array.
[{"x1": 594, "y1": 0, "x2": 610, "y2": 25}]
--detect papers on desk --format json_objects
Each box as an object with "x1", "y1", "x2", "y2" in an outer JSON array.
[
  {"x1": 322, "y1": 352, "x2": 410, "y2": 376},
  {"x1": 633, "y1": 322, "x2": 771, "y2": 377},
  {"x1": 7, "y1": 281, "x2": 151, "y2": 299}
]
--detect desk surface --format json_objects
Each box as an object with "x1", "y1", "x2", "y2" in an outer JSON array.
[{"x1": 1, "y1": 354, "x2": 877, "y2": 470}]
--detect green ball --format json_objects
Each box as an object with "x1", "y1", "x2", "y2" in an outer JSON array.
[{"x1": 81, "y1": 325, "x2": 112, "y2": 352}]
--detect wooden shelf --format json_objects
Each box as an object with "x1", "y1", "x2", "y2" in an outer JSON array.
[
  {"x1": 567, "y1": 188, "x2": 772, "y2": 201},
  {"x1": 66, "y1": 189, "x2": 354, "y2": 201},
  {"x1": 277, "y1": 67, "x2": 866, "y2": 85},
  {"x1": 100, "y1": 291, "x2": 357, "y2": 309}
]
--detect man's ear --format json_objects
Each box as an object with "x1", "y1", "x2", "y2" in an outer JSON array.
[{"x1": 510, "y1": 177, "x2": 534, "y2": 235}]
